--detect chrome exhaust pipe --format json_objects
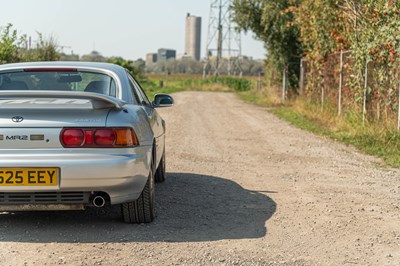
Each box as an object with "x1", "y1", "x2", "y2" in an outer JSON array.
[{"x1": 92, "y1": 195, "x2": 106, "y2": 208}]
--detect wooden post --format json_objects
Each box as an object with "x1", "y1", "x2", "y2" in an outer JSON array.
[
  {"x1": 363, "y1": 61, "x2": 368, "y2": 126},
  {"x1": 398, "y1": 70, "x2": 400, "y2": 131},
  {"x1": 338, "y1": 50, "x2": 344, "y2": 116},
  {"x1": 299, "y1": 59, "x2": 305, "y2": 96},
  {"x1": 282, "y1": 65, "x2": 287, "y2": 102}
]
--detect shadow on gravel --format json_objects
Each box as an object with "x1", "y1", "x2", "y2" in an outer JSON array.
[{"x1": 0, "y1": 172, "x2": 276, "y2": 243}]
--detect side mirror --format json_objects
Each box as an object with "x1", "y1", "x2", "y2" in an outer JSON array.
[{"x1": 152, "y1": 94, "x2": 174, "y2": 108}]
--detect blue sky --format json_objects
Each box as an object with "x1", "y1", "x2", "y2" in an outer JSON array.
[{"x1": 0, "y1": 0, "x2": 265, "y2": 60}]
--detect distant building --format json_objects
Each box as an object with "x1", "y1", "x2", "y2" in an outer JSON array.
[
  {"x1": 146, "y1": 53, "x2": 158, "y2": 64},
  {"x1": 177, "y1": 53, "x2": 193, "y2": 61},
  {"x1": 185, "y1": 13, "x2": 202, "y2": 61},
  {"x1": 158, "y1": 48, "x2": 176, "y2": 62},
  {"x1": 80, "y1": 51, "x2": 106, "y2": 62},
  {"x1": 60, "y1": 53, "x2": 80, "y2": 61}
]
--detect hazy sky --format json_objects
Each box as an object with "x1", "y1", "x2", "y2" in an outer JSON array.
[{"x1": 0, "y1": 0, "x2": 265, "y2": 60}]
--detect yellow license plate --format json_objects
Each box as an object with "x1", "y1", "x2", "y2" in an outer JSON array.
[{"x1": 0, "y1": 168, "x2": 59, "y2": 186}]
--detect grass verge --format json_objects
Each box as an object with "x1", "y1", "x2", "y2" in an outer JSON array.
[{"x1": 239, "y1": 90, "x2": 400, "y2": 167}]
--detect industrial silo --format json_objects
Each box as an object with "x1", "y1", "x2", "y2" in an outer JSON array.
[{"x1": 185, "y1": 13, "x2": 202, "y2": 61}]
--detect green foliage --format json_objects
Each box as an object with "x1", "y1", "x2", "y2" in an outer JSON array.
[
  {"x1": 0, "y1": 24, "x2": 60, "y2": 63},
  {"x1": 336, "y1": 130, "x2": 400, "y2": 166},
  {"x1": 34, "y1": 33, "x2": 59, "y2": 61},
  {"x1": 271, "y1": 106, "x2": 325, "y2": 134},
  {"x1": 178, "y1": 76, "x2": 252, "y2": 91},
  {"x1": 0, "y1": 24, "x2": 20, "y2": 64},
  {"x1": 144, "y1": 74, "x2": 256, "y2": 97},
  {"x1": 289, "y1": 0, "x2": 400, "y2": 73},
  {"x1": 232, "y1": 0, "x2": 303, "y2": 88},
  {"x1": 233, "y1": 0, "x2": 400, "y2": 99},
  {"x1": 107, "y1": 57, "x2": 145, "y2": 81},
  {"x1": 294, "y1": 1, "x2": 400, "y2": 122},
  {"x1": 143, "y1": 85, "x2": 186, "y2": 100},
  {"x1": 20, "y1": 33, "x2": 60, "y2": 62},
  {"x1": 352, "y1": 1, "x2": 400, "y2": 92},
  {"x1": 293, "y1": 0, "x2": 344, "y2": 60},
  {"x1": 204, "y1": 77, "x2": 252, "y2": 91}
]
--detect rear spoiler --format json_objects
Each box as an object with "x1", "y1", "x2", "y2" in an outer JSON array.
[{"x1": 0, "y1": 90, "x2": 126, "y2": 109}]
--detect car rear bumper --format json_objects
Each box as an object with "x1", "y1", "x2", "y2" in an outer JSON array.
[{"x1": 0, "y1": 147, "x2": 152, "y2": 206}]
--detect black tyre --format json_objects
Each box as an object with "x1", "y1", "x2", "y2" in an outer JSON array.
[
  {"x1": 121, "y1": 165, "x2": 155, "y2": 223},
  {"x1": 155, "y1": 151, "x2": 166, "y2": 183}
]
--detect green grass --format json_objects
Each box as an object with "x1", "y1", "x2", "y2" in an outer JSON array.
[
  {"x1": 237, "y1": 91, "x2": 261, "y2": 104},
  {"x1": 144, "y1": 86, "x2": 186, "y2": 99},
  {"x1": 237, "y1": 88, "x2": 282, "y2": 107},
  {"x1": 140, "y1": 77, "x2": 188, "y2": 99},
  {"x1": 271, "y1": 107, "x2": 329, "y2": 135},
  {"x1": 336, "y1": 131, "x2": 400, "y2": 167},
  {"x1": 142, "y1": 74, "x2": 256, "y2": 98},
  {"x1": 236, "y1": 88, "x2": 400, "y2": 168},
  {"x1": 270, "y1": 104, "x2": 400, "y2": 167}
]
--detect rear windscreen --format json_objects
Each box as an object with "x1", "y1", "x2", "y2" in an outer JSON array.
[{"x1": 0, "y1": 70, "x2": 117, "y2": 97}]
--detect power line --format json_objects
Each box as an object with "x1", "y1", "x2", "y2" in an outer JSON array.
[{"x1": 203, "y1": 0, "x2": 242, "y2": 77}]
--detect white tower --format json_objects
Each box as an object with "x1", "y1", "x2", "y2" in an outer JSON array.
[{"x1": 185, "y1": 13, "x2": 202, "y2": 61}]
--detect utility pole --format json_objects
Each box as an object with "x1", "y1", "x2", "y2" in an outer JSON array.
[{"x1": 203, "y1": 0, "x2": 242, "y2": 77}]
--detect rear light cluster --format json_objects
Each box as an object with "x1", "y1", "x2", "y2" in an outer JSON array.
[{"x1": 60, "y1": 128, "x2": 138, "y2": 148}]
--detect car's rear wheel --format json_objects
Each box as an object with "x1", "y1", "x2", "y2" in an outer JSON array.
[
  {"x1": 155, "y1": 150, "x2": 166, "y2": 183},
  {"x1": 121, "y1": 163, "x2": 155, "y2": 224}
]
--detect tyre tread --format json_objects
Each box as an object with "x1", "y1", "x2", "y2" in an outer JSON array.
[
  {"x1": 121, "y1": 165, "x2": 154, "y2": 223},
  {"x1": 155, "y1": 151, "x2": 166, "y2": 183}
]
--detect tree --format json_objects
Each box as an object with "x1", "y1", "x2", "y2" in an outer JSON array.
[
  {"x1": 34, "y1": 33, "x2": 60, "y2": 61},
  {"x1": 133, "y1": 58, "x2": 146, "y2": 73},
  {"x1": 292, "y1": 0, "x2": 344, "y2": 61},
  {"x1": 0, "y1": 24, "x2": 20, "y2": 64},
  {"x1": 232, "y1": 0, "x2": 303, "y2": 88},
  {"x1": 20, "y1": 33, "x2": 60, "y2": 62},
  {"x1": 108, "y1": 56, "x2": 144, "y2": 80}
]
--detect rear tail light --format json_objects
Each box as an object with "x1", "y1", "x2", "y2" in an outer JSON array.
[
  {"x1": 115, "y1": 128, "x2": 138, "y2": 146},
  {"x1": 94, "y1": 129, "x2": 116, "y2": 146},
  {"x1": 61, "y1": 129, "x2": 85, "y2": 147},
  {"x1": 60, "y1": 128, "x2": 138, "y2": 148}
]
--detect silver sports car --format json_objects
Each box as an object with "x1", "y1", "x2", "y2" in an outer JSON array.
[{"x1": 0, "y1": 61, "x2": 173, "y2": 223}]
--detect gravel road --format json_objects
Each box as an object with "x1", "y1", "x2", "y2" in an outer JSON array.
[{"x1": 0, "y1": 91, "x2": 399, "y2": 266}]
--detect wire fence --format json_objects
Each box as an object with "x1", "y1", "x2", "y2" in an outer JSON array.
[{"x1": 280, "y1": 50, "x2": 400, "y2": 129}]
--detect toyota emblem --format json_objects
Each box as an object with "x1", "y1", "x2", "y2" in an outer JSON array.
[{"x1": 12, "y1": 116, "x2": 24, "y2": 123}]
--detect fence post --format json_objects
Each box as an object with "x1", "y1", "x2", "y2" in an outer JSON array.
[
  {"x1": 270, "y1": 68, "x2": 274, "y2": 88},
  {"x1": 321, "y1": 79, "x2": 325, "y2": 111},
  {"x1": 321, "y1": 61, "x2": 327, "y2": 111},
  {"x1": 282, "y1": 65, "x2": 288, "y2": 102},
  {"x1": 338, "y1": 50, "x2": 344, "y2": 116},
  {"x1": 363, "y1": 61, "x2": 368, "y2": 126},
  {"x1": 398, "y1": 70, "x2": 400, "y2": 131},
  {"x1": 299, "y1": 59, "x2": 305, "y2": 96},
  {"x1": 257, "y1": 71, "x2": 262, "y2": 91}
]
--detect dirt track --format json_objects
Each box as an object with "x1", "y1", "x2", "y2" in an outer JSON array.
[{"x1": 0, "y1": 91, "x2": 399, "y2": 265}]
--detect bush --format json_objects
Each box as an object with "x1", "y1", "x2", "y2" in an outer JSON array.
[{"x1": 207, "y1": 77, "x2": 252, "y2": 91}]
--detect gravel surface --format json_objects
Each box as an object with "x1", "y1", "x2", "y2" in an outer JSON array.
[{"x1": 0, "y1": 91, "x2": 399, "y2": 265}]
